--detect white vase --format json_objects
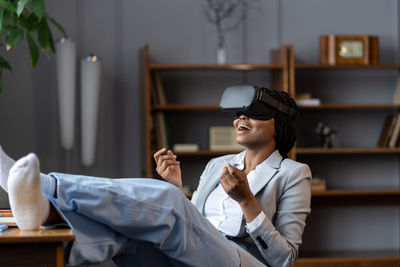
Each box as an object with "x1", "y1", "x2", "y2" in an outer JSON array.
[{"x1": 217, "y1": 47, "x2": 226, "y2": 65}]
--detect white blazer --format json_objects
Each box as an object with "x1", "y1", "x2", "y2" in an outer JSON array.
[{"x1": 191, "y1": 150, "x2": 312, "y2": 267}]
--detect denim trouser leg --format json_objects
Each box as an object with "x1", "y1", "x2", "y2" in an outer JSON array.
[
  {"x1": 59, "y1": 210, "x2": 175, "y2": 267},
  {"x1": 50, "y1": 173, "x2": 241, "y2": 267}
]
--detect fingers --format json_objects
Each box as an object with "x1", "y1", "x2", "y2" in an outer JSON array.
[
  {"x1": 154, "y1": 149, "x2": 180, "y2": 175},
  {"x1": 153, "y1": 148, "x2": 167, "y2": 162},
  {"x1": 224, "y1": 163, "x2": 241, "y2": 182}
]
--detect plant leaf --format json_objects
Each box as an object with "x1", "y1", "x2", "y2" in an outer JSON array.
[
  {"x1": 6, "y1": 27, "x2": 24, "y2": 49},
  {"x1": 19, "y1": 13, "x2": 39, "y2": 32},
  {"x1": 0, "y1": 0, "x2": 17, "y2": 13},
  {"x1": 0, "y1": 9, "x2": 4, "y2": 36},
  {"x1": 38, "y1": 18, "x2": 54, "y2": 52},
  {"x1": 0, "y1": 56, "x2": 12, "y2": 71},
  {"x1": 26, "y1": 32, "x2": 39, "y2": 67},
  {"x1": 30, "y1": 0, "x2": 44, "y2": 21},
  {"x1": 17, "y1": 0, "x2": 29, "y2": 16},
  {"x1": 47, "y1": 15, "x2": 66, "y2": 37}
]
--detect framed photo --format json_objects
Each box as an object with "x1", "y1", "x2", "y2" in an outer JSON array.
[{"x1": 320, "y1": 35, "x2": 379, "y2": 65}]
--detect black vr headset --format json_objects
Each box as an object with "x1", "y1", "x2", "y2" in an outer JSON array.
[{"x1": 219, "y1": 85, "x2": 297, "y2": 120}]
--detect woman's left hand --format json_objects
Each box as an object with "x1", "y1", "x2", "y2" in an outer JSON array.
[
  {"x1": 220, "y1": 163, "x2": 253, "y2": 204},
  {"x1": 220, "y1": 163, "x2": 262, "y2": 223}
]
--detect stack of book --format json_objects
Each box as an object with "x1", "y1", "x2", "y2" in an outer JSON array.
[
  {"x1": 295, "y1": 92, "x2": 320, "y2": 106},
  {"x1": 377, "y1": 114, "x2": 400, "y2": 148},
  {"x1": 311, "y1": 178, "x2": 327, "y2": 192},
  {"x1": 151, "y1": 72, "x2": 169, "y2": 150}
]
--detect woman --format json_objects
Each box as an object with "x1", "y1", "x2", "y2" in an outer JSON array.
[{"x1": 1, "y1": 86, "x2": 311, "y2": 267}]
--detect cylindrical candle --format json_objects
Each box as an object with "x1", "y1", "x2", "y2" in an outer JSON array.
[
  {"x1": 81, "y1": 55, "x2": 101, "y2": 166},
  {"x1": 56, "y1": 38, "x2": 76, "y2": 150}
]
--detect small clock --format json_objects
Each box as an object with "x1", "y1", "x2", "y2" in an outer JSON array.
[{"x1": 320, "y1": 35, "x2": 379, "y2": 65}]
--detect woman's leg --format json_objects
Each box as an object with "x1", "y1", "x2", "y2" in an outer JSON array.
[
  {"x1": 62, "y1": 210, "x2": 175, "y2": 267},
  {"x1": 9, "y1": 153, "x2": 241, "y2": 266},
  {"x1": 53, "y1": 173, "x2": 241, "y2": 266}
]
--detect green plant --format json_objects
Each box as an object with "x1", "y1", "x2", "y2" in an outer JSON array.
[{"x1": 0, "y1": 0, "x2": 66, "y2": 93}]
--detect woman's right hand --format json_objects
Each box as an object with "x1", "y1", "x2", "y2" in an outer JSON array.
[{"x1": 153, "y1": 148, "x2": 182, "y2": 190}]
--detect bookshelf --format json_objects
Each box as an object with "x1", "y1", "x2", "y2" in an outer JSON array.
[
  {"x1": 143, "y1": 45, "x2": 400, "y2": 265},
  {"x1": 292, "y1": 57, "x2": 400, "y2": 264},
  {"x1": 144, "y1": 44, "x2": 292, "y2": 178}
]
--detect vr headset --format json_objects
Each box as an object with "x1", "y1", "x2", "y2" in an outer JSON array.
[{"x1": 219, "y1": 85, "x2": 297, "y2": 120}]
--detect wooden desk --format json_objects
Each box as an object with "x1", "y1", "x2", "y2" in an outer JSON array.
[{"x1": 0, "y1": 227, "x2": 75, "y2": 266}]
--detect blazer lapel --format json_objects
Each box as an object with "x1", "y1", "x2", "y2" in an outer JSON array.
[{"x1": 249, "y1": 150, "x2": 282, "y2": 196}]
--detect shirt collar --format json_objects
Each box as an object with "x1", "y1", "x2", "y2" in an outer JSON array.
[{"x1": 228, "y1": 150, "x2": 282, "y2": 170}]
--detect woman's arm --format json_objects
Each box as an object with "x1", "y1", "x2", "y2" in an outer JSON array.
[
  {"x1": 246, "y1": 164, "x2": 311, "y2": 267},
  {"x1": 220, "y1": 162, "x2": 311, "y2": 267}
]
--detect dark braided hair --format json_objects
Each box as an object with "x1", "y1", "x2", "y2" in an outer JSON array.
[{"x1": 260, "y1": 87, "x2": 299, "y2": 158}]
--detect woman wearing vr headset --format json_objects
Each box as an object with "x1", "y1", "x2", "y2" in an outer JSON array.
[{"x1": 0, "y1": 86, "x2": 311, "y2": 267}]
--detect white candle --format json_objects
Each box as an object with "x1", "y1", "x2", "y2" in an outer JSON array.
[
  {"x1": 56, "y1": 38, "x2": 76, "y2": 150},
  {"x1": 81, "y1": 55, "x2": 101, "y2": 167}
]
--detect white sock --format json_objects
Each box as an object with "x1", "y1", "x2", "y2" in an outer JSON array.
[
  {"x1": 0, "y1": 145, "x2": 15, "y2": 192},
  {"x1": 0, "y1": 146, "x2": 56, "y2": 196},
  {"x1": 8, "y1": 153, "x2": 50, "y2": 230}
]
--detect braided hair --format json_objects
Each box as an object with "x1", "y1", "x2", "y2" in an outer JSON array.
[{"x1": 260, "y1": 87, "x2": 299, "y2": 158}]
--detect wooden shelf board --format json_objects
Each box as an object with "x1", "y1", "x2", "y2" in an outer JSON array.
[
  {"x1": 299, "y1": 103, "x2": 400, "y2": 109},
  {"x1": 311, "y1": 189, "x2": 400, "y2": 206},
  {"x1": 160, "y1": 148, "x2": 400, "y2": 156},
  {"x1": 297, "y1": 250, "x2": 400, "y2": 262},
  {"x1": 151, "y1": 150, "x2": 242, "y2": 157},
  {"x1": 312, "y1": 189, "x2": 400, "y2": 197},
  {"x1": 296, "y1": 147, "x2": 400, "y2": 154},
  {"x1": 149, "y1": 63, "x2": 284, "y2": 70},
  {"x1": 173, "y1": 150, "x2": 242, "y2": 156},
  {"x1": 152, "y1": 105, "x2": 220, "y2": 111},
  {"x1": 154, "y1": 104, "x2": 400, "y2": 111},
  {"x1": 295, "y1": 64, "x2": 400, "y2": 69}
]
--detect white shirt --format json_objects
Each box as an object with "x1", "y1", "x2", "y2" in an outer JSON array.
[{"x1": 204, "y1": 151, "x2": 266, "y2": 236}]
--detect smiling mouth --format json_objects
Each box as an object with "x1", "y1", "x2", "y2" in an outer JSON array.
[{"x1": 238, "y1": 123, "x2": 252, "y2": 131}]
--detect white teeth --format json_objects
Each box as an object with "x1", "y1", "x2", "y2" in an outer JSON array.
[{"x1": 238, "y1": 123, "x2": 251, "y2": 130}]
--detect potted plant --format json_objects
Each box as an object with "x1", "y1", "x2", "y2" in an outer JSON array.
[{"x1": 0, "y1": 0, "x2": 66, "y2": 93}]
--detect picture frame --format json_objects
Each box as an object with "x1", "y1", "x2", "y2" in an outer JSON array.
[{"x1": 320, "y1": 35, "x2": 379, "y2": 65}]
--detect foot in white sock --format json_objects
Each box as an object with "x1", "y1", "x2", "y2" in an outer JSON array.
[
  {"x1": 0, "y1": 145, "x2": 15, "y2": 192},
  {"x1": 8, "y1": 153, "x2": 50, "y2": 230}
]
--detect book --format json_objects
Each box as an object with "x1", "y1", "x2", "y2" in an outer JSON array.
[
  {"x1": 296, "y1": 98, "x2": 321, "y2": 106},
  {"x1": 153, "y1": 113, "x2": 168, "y2": 149},
  {"x1": 209, "y1": 126, "x2": 244, "y2": 151},
  {"x1": 377, "y1": 114, "x2": 397, "y2": 147},
  {"x1": 393, "y1": 74, "x2": 400, "y2": 104},
  {"x1": 388, "y1": 114, "x2": 400, "y2": 147},
  {"x1": 173, "y1": 144, "x2": 199, "y2": 152},
  {"x1": 296, "y1": 92, "x2": 312, "y2": 100},
  {"x1": 311, "y1": 178, "x2": 327, "y2": 192},
  {"x1": 153, "y1": 72, "x2": 167, "y2": 105}
]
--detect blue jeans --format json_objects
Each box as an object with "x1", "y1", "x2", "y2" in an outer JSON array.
[{"x1": 48, "y1": 173, "x2": 262, "y2": 267}]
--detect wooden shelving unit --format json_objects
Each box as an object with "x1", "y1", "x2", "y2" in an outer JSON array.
[
  {"x1": 292, "y1": 58, "x2": 400, "y2": 265},
  {"x1": 144, "y1": 45, "x2": 400, "y2": 266},
  {"x1": 144, "y1": 44, "x2": 291, "y2": 177}
]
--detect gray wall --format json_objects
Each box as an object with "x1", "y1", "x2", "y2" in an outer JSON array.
[{"x1": 0, "y1": 0, "x2": 399, "y2": 258}]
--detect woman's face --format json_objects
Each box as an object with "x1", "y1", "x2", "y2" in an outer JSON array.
[{"x1": 233, "y1": 114, "x2": 276, "y2": 149}]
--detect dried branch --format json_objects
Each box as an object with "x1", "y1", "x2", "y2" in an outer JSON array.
[{"x1": 201, "y1": 0, "x2": 263, "y2": 47}]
